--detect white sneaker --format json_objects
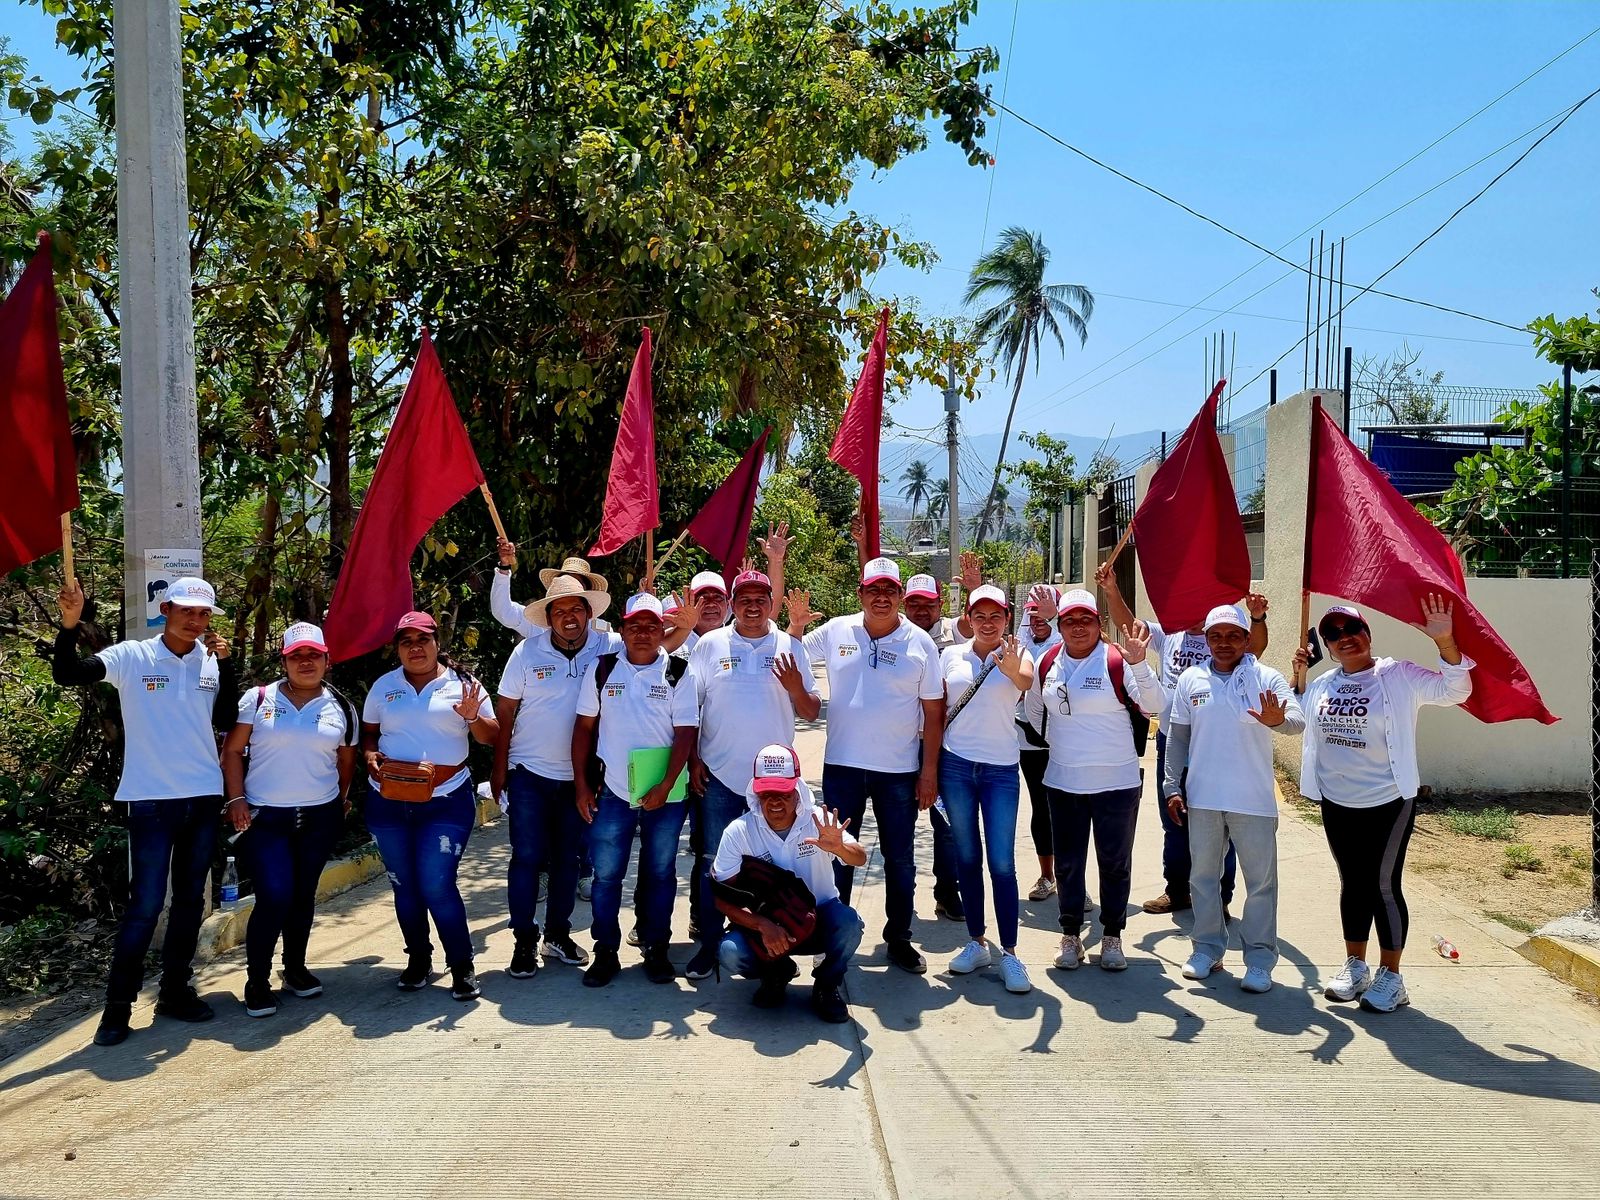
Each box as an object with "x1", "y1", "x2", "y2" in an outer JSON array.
[
  {"x1": 1027, "y1": 875, "x2": 1057, "y2": 901},
  {"x1": 1324, "y1": 956, "x2": 1372, "y2": 1001},
  {"x1": 1054, "y1": 934, "x2": 1087, "y2": 970},
  {"x1": 999, "y1": 952, "x2": 1032, "y2": 994},
  {"x1": 1099, "y1": 936, "x2": 1128, "y2": 972},
  {"x1": 1359, "y1": 967, "x2": 1410, "y2": 1013},
  {"x1": 949, "y1": 940, "x2": 992, "y2": 975},
  {"x1": 1182, "y1": 952, "x2": 1218, "y2": 980},
  {"x1": 1240, "y1": 966, "x2": 1273, "y2": 993}
]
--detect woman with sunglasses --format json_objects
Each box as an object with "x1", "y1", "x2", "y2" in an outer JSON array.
[
  {"x1": 938, "y1": 585, "x2": 1035, "y2": 992},
  {"x1": 1031, "y1": 589, "x2": 1162, "y2": 972},
  {"x1": 1294, "y1": 596, "x2": 1471, "y2": 1013}
]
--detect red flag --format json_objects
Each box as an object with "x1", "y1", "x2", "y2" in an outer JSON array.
[
  {"x1": 1305, "y1": 401, "x2": 1556, "y2": 724},
  {"x1": 687, "y1": 426, "x2": 772, "y2": 580},
  {"x1": 829, "y1": 308, "x2": 889, "y2": 559},
  {"x1": 1131, "y1": 380, "x2": 1250, "y2": 632},
  {"x1": 589, "y1": 328, "x2": 659, "y2": 556},
  {"x1": 324, "y1": 330, "x2": 485, "y2": 662},
  {"x1": 0, "y1": 234, "x2": 79, "y2": 575}
]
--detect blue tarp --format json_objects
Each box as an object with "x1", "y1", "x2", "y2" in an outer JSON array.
[{"x1": 1368, "y1": 432, "x2": 1485, "y2": 496}]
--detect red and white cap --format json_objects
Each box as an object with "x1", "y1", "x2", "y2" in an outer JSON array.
[
  {"x1": 730, "y1": 569, "x2": 771, "y2": 595},
  {"x1": 690, "y1": 571, "x2": 729, "y2": 598},
  {"x1": 1203, "y1": 604, "x2": 1249, "y2": 632},
  {"x1": 281, "y1": 622, "x2": 328, "y2": 654},
  {"x1": 621, "y1": 593, "x2": 665, "y2": 623},
  {"x1": 750, "y1": 743, "x2": 803, "y2": 794},
  {"x1": 966, "y1": 583, "x2": 1009, "y2": 612},
  {"x1": 1057, "y1": 588, "x2": 1098, "y2": 616},
  {"x1": 1022, "y1": 584, "x2": 1058, "y2": 613},
  {"x1": 394, "y1": 611, "x2": 437, "y2": 634},
  {"x1": 661, "y1": 592, "x2": 684, "y2": 616},
  {"x1": 904, "y1": 573, "x2": 940, "y2": 600},
  {"x1": 164, "y1": 577, "x2": 225, "y2": 615},
  {"x1": 860, "y1": 557, "x2": 902, "y2": 588},
  {"x1": 1318, "y1": 604, "x2": 1368, "y2": 636}
]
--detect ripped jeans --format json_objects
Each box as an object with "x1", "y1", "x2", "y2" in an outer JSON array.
[{"x1": 365, "y1": 780, "x2": 477, "y2": 968}]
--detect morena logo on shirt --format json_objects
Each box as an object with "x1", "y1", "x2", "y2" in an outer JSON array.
[
  {"x1": 383, "y1": 689, "x2": 406, "y2": 703},
  {"x1": 1190, "y1": 692, "x2": 1209, "y2": 707},
  {"x1": 530, "y1": 665, "x2": 557, "y2": 682},
  {"x1": 603, "y1": 683, "x2": 627, "y2": 699},
  {"x1": 142, "y1": 675, "x2": 167, "y2": 692},
  {"x1": 717, "y1": 656, "x2": 738, "y2": 673},
  {"x1": 837, "y1": 643, "x2": 859, "y2": 657}
]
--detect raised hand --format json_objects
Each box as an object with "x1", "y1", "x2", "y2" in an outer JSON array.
[
  {"x1": 1093, "y1": 560, "x2": 1119, "y2": 594},
  {"x1": 771, "y1": 652, "x2": 806, "y2": 696},
  {"x1": 848, "y1": 511, "x2": 865, "y2": 548},
  {"x1": 453, "y1": 680, "x2": 487, "y2": 723},
  {"x1": 959, "y1": 550, "x2": 983, "y2": 592},
  {"x1": 757, "y1": 520, "x2": 792, "y2": 564},
  {"x1": 1248, "y1": 690, "x2": 1287, "y2": 727},
  {"x1": 496, "y1": 536, "x2": 517, "y2": 569},
  {"x1": 785, "y1": 588, "x2": 823, "y2": 630},
  {"x1": 665, "y1": 593, "x2": 703, "y2": 635},
  {"x1": 1244, "y1": 591, "x2": 1269, "y2": 620},
  {"x1": 58, "y1": 579, "x2": 85, "y2": 629},
  {"x1": 1028, "y1": 583, "x2": 1059, "y2": 620},
  {"x1": 201, "y1": 630, "x2": 231, "y2": 660},
  {"x1": 1419, "y1": 593, "x2": 1455, "y2": 642},
  {"x1": 802, "y1": 805, "x2": 854, "y2": 859},
  {"x1": 1118, "y1": 619, "x2": 1152, "y2": 665}
]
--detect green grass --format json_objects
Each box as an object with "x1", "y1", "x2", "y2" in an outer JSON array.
[
  {"x1": 1500, "y1": 843, "x2": 1545, "y2": 878},
  {"x1": 1441, "y1": 805, "x2": 1519, "y2": 841},
  {"x1": 1552, "y1": 843, "x2": 1588, "y2": 868},
  {"x1": 1483, "y1": 910, "x2": 1538, "y2": 934}
]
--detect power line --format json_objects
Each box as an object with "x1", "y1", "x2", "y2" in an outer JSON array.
[{"x1": 975, "y1": 0, "x2": 1020, "y2": 256}]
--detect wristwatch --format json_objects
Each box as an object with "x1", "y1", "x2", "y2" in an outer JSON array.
[{"x1": 1251, "y1": 614, "x2": 1266, "y2": 623}]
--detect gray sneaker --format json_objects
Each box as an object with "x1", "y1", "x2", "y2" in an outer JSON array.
[
  {"x1": 1324, "y1": 956, "x2": 1372, "y2": 1002},
  {"x1": 1359, "y1": 967, "x2": 1410, "y2": 1013}
]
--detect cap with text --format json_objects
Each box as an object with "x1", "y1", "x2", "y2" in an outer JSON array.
[
  {"x1": 860, "y1": 557, "x2": 902, "y2": 588},
  {"x1": 1057, "y1": 588, "x2": 1098, "y2": 616},
  {"x1": 731, "y1": 569, "x2": 771, "y2": 596},
  {"x1": 750, "y1": 743, "x2": 803, "y2": 794},
  {"x1": 621, "y1": 593, "x2": 665, "y2": 623},
  {"x1": 904, "y1": 573, "x2": 940, "y2": 600},
  {"x1": 281, "y1": 622, "x2": 329, "y2": 654},
  {"x1": 1203, "y1": 603, "x2": 1249, "y2": 633},
  {"x1": 1318, "y1": 604, "x2": 1368, "y2": 637},
  {"x1": 164, "y1": 577, "x2": 225, "y2": 615},
  {"x1": 394, "y1": 611, "x2": 436, "y2": 634},
  {"x1": 966, "y1": 583, "x2": 1010, "y2": 612},
  {"x1": 662, "y1": 592, "x2": 683, "y2": 616},
  {"x1": 690, "y1": 571, "x2": 729, "y2": 598}
]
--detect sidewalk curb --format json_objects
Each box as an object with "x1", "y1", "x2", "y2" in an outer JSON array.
[
  {"x1": 1518, "y1": 936, "x2": 1600, "y2": 1001},
  {"x1": 194, "y1": 794, "x2": 504, "y2": 963}
]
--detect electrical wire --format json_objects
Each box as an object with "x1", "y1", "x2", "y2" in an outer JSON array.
[{"x1": 975, "y1": 0, "x2": 1020, "y2": 257}]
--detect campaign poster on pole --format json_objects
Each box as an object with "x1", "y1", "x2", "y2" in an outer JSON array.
[{"x1": 145, "y1": 549, "x2": 203, "y2": 627}]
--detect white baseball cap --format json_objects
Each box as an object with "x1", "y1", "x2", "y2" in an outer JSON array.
[
  {"x1": 1058, "y1": 588, "x2": 1098, "y2": 616},
  {"x1": 904, "y1": 573, "x2": 940, "y2": 600},
  {"x1": 621, "y1": 593, "x2": 665, "y2": 623},
  {"x1": 164, "y1": 577, "x2": 225, "y2": 615},
  {"x1": 281, "y1": 622, "x2": 328, "y2": 654},
  {"x1": 750, "y1": 743, "x2": 802, "y2": 794},
  {"x1": 861, "y1": 557, "x2": 902, "y2": 588},
  {"x1": 690, "y1": 571, "x2": 729, "y2": 598},
  {"x1": 1203, "y1": 604, "x2": 1249, "y2": 633},
  {"x1": 966, "y1": 583, "x2": 1010, "y2": 612}
]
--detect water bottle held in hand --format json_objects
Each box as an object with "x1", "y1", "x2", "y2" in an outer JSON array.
[
  {"x1": 1431, "y1": 934, "x2": 1459, "y2": 960},
  {"x1": 220, "y1": 856, "x2": 241, "y2": 911}
]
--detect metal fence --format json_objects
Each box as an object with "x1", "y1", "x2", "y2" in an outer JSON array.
[{"x1": 1348, "y1": 381, "x2": 1543, "y2": 449}]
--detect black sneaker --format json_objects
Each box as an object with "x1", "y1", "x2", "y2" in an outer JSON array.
[
  {"x1": 93, "y1": 1002, "x2": 132, "y2": 1047},
  {"x1": 642, "y1": 945, "x2": 676, "y2": 984},
  {"x1": 243, "y1": 980, "x2": 278, "y2": 1018},
  {"x1": 397, "y1": 954, "x2": 433, "y2": 991},
  {"x1": 154, "y1": 987, "x2": 215, "y2": 1023},
  {"x1": 539, "y1": 934, "x2": 590, "y2": 966},
  {"x1": 685, "y1": 943, "x2": 719, "y2": 981},
  {"x1": 450, "y1": 964, "x2": 482, "y2": 1001},
  {"x1": 508, "y1": 940, "x2": 540, "y2": 979},
  {"x1": 754, "y1": 959, "x2": 799, "y2": 1008},
  {"x1": 810, "y1": 981, "x2": 850, "y2": 1023},
  {"x1": 583, "y1": 950, "x2": 621, "y2": 988},
  {"x1": 885, "y1": 940, "x2": 927, "y2": 975},
  {"x1": 933, "y1": 892, "x2": 965, "y2": 921},
  {"x1": 281, "y1": 965, "x2": 323, "y2": 998}
]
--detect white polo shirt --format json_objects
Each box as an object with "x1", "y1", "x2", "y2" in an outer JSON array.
[
  {"x1": 711, "y1": 783, "x2": 854, "y2": 906},
  {"x1": 362, "y1": 667, "x2": 477, "y2": 795},
  {"x1": 941, "y1": 644, "x2": 1024, "y2": 766},
  {"x1": 1167, "y1": 660, "x2": 1302, "y2": 817},
  {"x1": 237, "y1": 683, "x2": 355, "y2": 808},
  {"x1": 923, "y1": 616, "x2": 971, "y2": 653},
  {"x1": 689, "y1": 625, "x2": 817, "y2": 794},
  {"x1": 498, "y1": 627, "x2": 620, "y2": 780},
  {"x1": 1035, "y1": 641, "x2": 1164, "y2": 794},
  {"x1": 1015, "y1": 628, "x2": 1061, "y2": 751},
  {"x1": 802, "y1": 614, "x2": 942, "y2": 773},
  {"x1": 95, "y1": 635, "x2": 226, "y2": 802},
  {"x1": 1149, "y1": 621, "x2": 1213, "y2": 726},
  {"x1": 576, "y1": 650, "x2": 700, "y2": 795}
]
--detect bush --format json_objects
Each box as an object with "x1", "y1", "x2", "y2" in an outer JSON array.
[
  {"x1": 1500, "y1": 843, "x2": 1545, "y2": 878},
  {"x1": 1441, "y1": 805, "x2": 1518, "y2": 841}
]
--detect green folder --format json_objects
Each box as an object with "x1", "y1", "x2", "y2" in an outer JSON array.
[{"x1": 627, "y1": 747, "x2": 688, "y2": 805}]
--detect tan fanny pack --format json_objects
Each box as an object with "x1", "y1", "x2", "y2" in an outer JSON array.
[{"x1": 377, "y1": 760, "x2": 464, "y2": 803}]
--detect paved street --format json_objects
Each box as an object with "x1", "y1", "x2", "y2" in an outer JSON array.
[{"x1": 3, "y1": 695, "x2": 1599, "y2": 1199}]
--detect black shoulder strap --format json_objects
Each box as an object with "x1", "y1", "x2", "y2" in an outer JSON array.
[
  {"x1": 323, "y1": 683, "x2": 358, "y2": 745},
  {"x1": 666, "y1": 656, "x2": 688, "y2": 687},
  {"x1": 595, "y1": 652, "x2": 619, "y2": 693}
]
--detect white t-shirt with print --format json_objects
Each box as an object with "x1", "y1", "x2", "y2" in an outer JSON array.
[
  {"x1": 498, "y1": 627, "x2": 619, "y2": 780},
  {"x1": 96, "y1": 635, "x2": 226, "y2": 802},
  {"x1": 1167, "y1": 661, "x2": 1300, "y2": 817},
  {"x1": 1310, "y1": 665, "x2": 1396, "y2": 808},
  {"x1": 575, "y1": 651, "x2": 700, "y2": 795},
  {"x1": 802, "y1": 614, "x2": 943, "y2": 773},
  {"x1": 689, "y1": 625, "x2": 817, "y2": 794},
  {"x1": 237, "y1": 683, "x2": 354, "y2": 808},
  {"x1": 1148, "y1": 621, "x2": 1214, "y2": 726},
  {"x1": 362, "y1": 667, "x2": 477, "y2": 795},
  {"x1": 1035, "y1": 641, "x2": 1163, "y2": 794},
  {"x1": 941, "y1": 644, "x2": 1024, "y2": 766}
]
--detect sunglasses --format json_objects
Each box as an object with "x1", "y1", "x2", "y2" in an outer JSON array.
[{"x1": 1321, "y1": 621, "x2": 1368, "y2": 641}]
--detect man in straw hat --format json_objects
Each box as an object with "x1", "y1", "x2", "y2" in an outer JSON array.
[{"x1": 492, "y1": 537, "x2": 690, "y2": 649}]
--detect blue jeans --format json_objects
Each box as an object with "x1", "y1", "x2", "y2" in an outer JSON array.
[
  {"x1": 690, "y1": 774, "x2": 749, "y2": 945},
  {"x1": 1157, "y1": 730, "x2": 1235, "y2": 903},
  {"x1": 821, "y1": 764, "x2": 920, "y2": 945},
  {"x1": 588, "y1": 785, "x2": 688, "y2": 953},
  {"x1": 506, "y1": 767, "x2": 582, "y2": 942},
  {"x1": 938, "y1": 751, "x2": 1022, "y2": 948},
  {"x1": 243, "y1": 799, "x2": 343, "y2": 984},
  {"x1": 365, "y1": 781, "x2": 477, "y2": 967},
  {"x1": 720, "y1": 898, "x2": 864, "y2": 987},
  {"x1": 106, "y1": 797, "x2": 220, "y2": 1004},
  {"x1": 1046, "y1": 785, "x2": 1142, "y2": 937}
]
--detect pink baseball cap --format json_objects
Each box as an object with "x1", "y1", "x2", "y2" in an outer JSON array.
[
  {"x1": 750, "y1": 744, "x2": 803, "y2": 794},
  {"x1": 860, "y1": 557, "x2": 902, "y2": 588},
  {"x1": 621, "y1": 593, "x2": 665, "y2": 624},
  {"x1": 394, "y1": 611, "x2": 437, "y2": 634},
  {"x1": 904, "y1": 573, "x2": 940, "y2": 600},
  {"x1": 731, "y1": 569, "x2": 772, "y2": 596},
  {"x1": 281, "y1": 622, "x2": 329, "y2": 654}
]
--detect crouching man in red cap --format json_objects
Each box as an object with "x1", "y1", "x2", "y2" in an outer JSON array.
[{"x1": 713, "y1": 745, "x2": 865, "y2": 1023}]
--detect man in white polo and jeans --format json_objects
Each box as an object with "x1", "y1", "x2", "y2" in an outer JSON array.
[
  {"x1": 1164, "y1": 604, "x2": 1304, "y2": 993},
  {"x1": 53, "y1": 576, "x2": 238, "y2": 1047},
  {"x1": 900, "y1": 571, "x2": 967, "y2": 920}
]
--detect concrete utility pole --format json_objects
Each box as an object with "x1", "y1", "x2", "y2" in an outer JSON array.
[
  {"x1": 114, "y1": 0, "x2": 202, "y2": 628},
  {"x1": 943, "y1": 353, "x2": 961, "y2": 607}
]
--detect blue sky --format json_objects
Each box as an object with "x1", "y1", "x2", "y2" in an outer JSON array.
[{"x1": 6, "y1": 1, "x2": 1598, "y2": 442}]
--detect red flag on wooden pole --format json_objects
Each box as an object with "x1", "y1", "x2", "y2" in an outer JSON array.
[
  {"x1": 829, "y1": 308, "x2": 889, "y2": 559},
  {"x1": 324, "y1": 330, "x2": 485, "y2": 662},
  {"x1": 1131, "y1": 380, "x2": 1251, "y2": 631},
  {"x1": 0, "y1": 233, "x2": 79, "y2": 576},
  {"x1": 687, "y1": 426, "x2": 772, "y2": 580},
  {"x1": 1304, "y1": 402, "x2": 1557, "y2": 724},
  {"x1": 590, "y1": 327, "x2": 659, "y2": 557}
]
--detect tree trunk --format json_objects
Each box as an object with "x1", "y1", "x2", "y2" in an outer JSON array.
[
  {"x1": 249, "y1": 495, "x2": 280, "y2": 660},
  {"x1": 977, "y1": 341, "x2": 1029, "y2": 544},
  {"x1": 325, "y1": 277, "x2": 355, "y2": 571}
]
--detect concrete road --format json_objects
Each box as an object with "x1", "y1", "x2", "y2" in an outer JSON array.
[{"x1": 4, "y1": 694, "x2": 1599, "y2": 1198}]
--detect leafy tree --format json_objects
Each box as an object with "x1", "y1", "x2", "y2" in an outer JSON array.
[
  {"x1": 927, "y1": 476, "x2": 950, "y2": 524},
  {"x1": 1006, "y1": 430, "x2": 1117, "y2": 550},
  {"x1": 1353, "y1": 343, "x2": 1449, "y2": 436},
  {"x1": 963, "y1": 226, "x2": 1093, "y2": 542}
]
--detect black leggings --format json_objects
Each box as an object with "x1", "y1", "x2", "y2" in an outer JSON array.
[
  {"x1": 1320, "y1": 796, "x2": 1416, "y2": 952},
  {"x1": 1019, "y1": 749, "x2": 1052, "y2": 859}
]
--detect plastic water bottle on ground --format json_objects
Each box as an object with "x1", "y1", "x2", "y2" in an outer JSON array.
[
  {"x1": 220, "y1": 856, "x2": 241, "y2": 912},
  {"x1": 1431, "y1": 934, "x2": 1459, "y2": 960}
]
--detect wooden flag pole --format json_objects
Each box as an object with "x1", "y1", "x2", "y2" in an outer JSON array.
[
  {"x1": 478, "y1": 483, "x2": 508, "y2": 543},
  {"x1": 1295, "y1": 589, "x2": 1311, "y2": 693},
  {"x1": 645, "y1": 530, "x2": 655, "y2": 587},
  {"x1": 651, "y1": 528, "x2": 691, "y2": 580},
  {"x1": 1296, "y1": 395, "x2": 1324, "y2": 695},
  {"x1": 1103, "y1": 522, "x2": 1133, "y2": 570},
  {"x1": 60, "y1": 512, "x2": 76, "y2": 589}
]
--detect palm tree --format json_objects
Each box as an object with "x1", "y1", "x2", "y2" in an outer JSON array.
[
  {"x1": 927, "y1": 477, "x2": 950, "y2": 524},
  {"x1": 899, "y1": 460, "x2": 932, "y2": 526},
  {"x1": 964, "y1": 226, "x2": 1093, "y2": 542}
]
